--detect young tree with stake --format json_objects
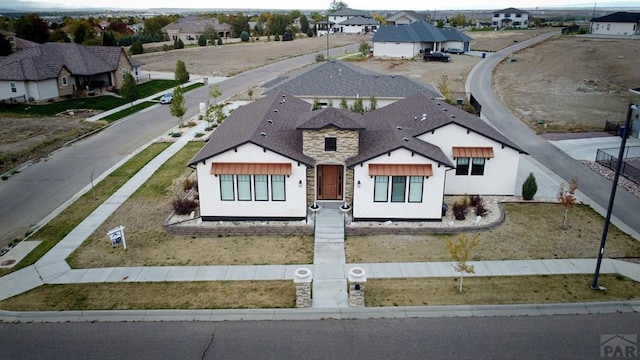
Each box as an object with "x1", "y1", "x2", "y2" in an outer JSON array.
[{"x1": 445, "y1": 234, "x2": 479, "y2": 293}]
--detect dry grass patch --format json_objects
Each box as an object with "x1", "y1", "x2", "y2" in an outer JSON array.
[
  {"x1": 0, "y1": 281, "x2": 294, "y2": 311},
  {"x1": 366, "y1": 274, "x2": 640, "y2": 307},
  {"x1": 346, "y1": 203, "x2": 640, "y2": 263},
  {"x1": 67, "y1": 142, "x2": 313, "y2": 268}
]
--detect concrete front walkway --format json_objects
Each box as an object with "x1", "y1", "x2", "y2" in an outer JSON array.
[{"x1": 312, "y1": 204, "x2": 348, "y2": 308}]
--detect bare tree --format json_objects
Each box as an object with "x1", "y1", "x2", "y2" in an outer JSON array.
[{"x1": 557, "y1": 177, "x2": 578, "y2": 230}]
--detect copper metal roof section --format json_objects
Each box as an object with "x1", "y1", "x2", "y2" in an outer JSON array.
[
  {"x1": 452, "y1": 147, "x2": 494, "y2": 159},
  {"x1": 368, "y1": 164, "x2": 433, "y2": 176},
  {"x1": 211, "y1": 163, "x2": 292, "y2": 175}
]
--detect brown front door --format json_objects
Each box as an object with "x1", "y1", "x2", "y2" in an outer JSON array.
[{"x1": 317, "y1": 165, "x2": 343, "y2": 200}]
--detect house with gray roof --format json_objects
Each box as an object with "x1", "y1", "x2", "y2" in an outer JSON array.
[
  {"x1": 329, "y1": 8, "x2": 379, "y2": 34},
  {"x1": 162, "y1": 16, "x2": 231, "y2": 43},
  {"x1": 590, "y1": 12, "x2": 640, "y2": 36},
  {"x1": 492, "y1": 8, "x2": 530, "y2": 29},
  {"x1": 188, "y1": 61, "x2": 523, "y2": 222},
  {"x1": 371, "y1": 21, "x2": 472, "y2": 58},
  {"x1": 266, "y1": 60, "x2": 441, "y2": 109},
  {"x1": 0, "y1": 42, "x2": 138, "y2": 102}
]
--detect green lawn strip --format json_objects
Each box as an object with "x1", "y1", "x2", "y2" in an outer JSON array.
[
  {"x1": 0, "y1": 281, "x2": 295, "y2": 311},
  {"x1": 0, "y1": 143, "x2": 171, "y2": 277},
  {"x1": 0, "y1": 80, "x2": 179, "y2": 117},
  {"x1": 365, "y1": 274, "x2": 640, "y2": 307},
  {"x1": 102, "y1": 101, "x2": 156, "y2": 123},
  {"x1": 152, "y1": 82, "x2": 205, "y2": 100}
]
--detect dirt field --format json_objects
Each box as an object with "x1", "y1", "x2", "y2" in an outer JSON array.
[{"x1": 494, "y1": 35, "x2": 639, "y2": 133}]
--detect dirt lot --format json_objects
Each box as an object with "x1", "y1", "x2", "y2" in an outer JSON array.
[{"x1": 493, "y1": 35, "x2": 639, "y2": 132}]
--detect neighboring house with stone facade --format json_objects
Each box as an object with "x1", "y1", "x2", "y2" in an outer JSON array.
[
  {"x1": 0, "y1": 42, "x2": 138, "y2": 102},
  {"x1": 188, "y1": 61, "x2": 523, "y2": 222}
]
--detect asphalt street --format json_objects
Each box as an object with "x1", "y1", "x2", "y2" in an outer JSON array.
[
  {"x1": 468, "y1": 31, "x2": 640, "y2": 237},
  {"x1": 1, "y1": 313, "x2": 637, "y2": 359}
]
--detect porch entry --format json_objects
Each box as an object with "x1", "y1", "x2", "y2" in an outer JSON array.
[{"x1": 317, "y1": 165, "x2": 343, "y2": 200}]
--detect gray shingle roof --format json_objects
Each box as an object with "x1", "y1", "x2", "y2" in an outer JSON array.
[
  {"x1": 494, "y1": 7, "x2": 529, "y2": 14},
  {"x1": 266, "y1": 60, "x2": 440, "y2": 99},
  {"x1": 297, "y1": 107, "x2": 365, "y2": 130},
  {"x1": 331, "y1": 8, "x2": 371, "y2": 17},
  {"x1": 591, "y1": 12, "x2": 640, "y2": 23},
  {"x1": 372, "y1": 21, "x2": 451, "y2": 43},
  {"x1": 190, "y1": 66, "x2": 524, "y2": 170},
  {"x1": 0, "y1": 43, "x2": 128, "y2": 81},
  {"x1": 339, "y1": 16, "x2": 379, "y2": 25}
]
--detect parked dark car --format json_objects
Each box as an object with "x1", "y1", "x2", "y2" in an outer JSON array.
[
  {"x1": 445, "y1": 48, "x2": 465, "y2": 54},
  {"x1": 423, "y1": 52, "x2": 451, "y2": 62}
]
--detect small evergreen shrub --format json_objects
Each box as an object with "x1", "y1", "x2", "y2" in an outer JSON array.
[
  {"x1": 315, "y1": 53, "x2": 325, "y2": 62},
  {"x1": 522, "y1": 172, "x2": 538, "y2": 200}
]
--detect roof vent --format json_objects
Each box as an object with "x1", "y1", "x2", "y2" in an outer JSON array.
[
  {"x1": 421, "y1": 114, "x2": 427, "y2": 121},
  {"x1": 430, "y1": 97, "x2": 435, "y2": 100},
  {"x1": 436, "y1": 102, "x2": 441, "y2": 106},
  {"x1": 403, "y1": 137, "x2": 409, "y2": 142},
  {"x1": 396, "y1": 126, "x2": 402, "y2": 130},
  {"x1": 282, "y1": 94, "x2": 286, "y2": 98},
  {"x1": 414, "y1": 116, "x2": 418, "y2": 120},
  {"x1": 273, "y1": 109, "x2": 279, "y2": 113},
  {"x1": 443, "y1": 108, "x2": 448, "y2": 112},
  {"x1": 260, "y1": 132, "x2": 267, "y2": 137},
  {"x1": 450, "y1": 115, "x2": 456, "y2": 119},
  {"x1": 267, "y1": 119, "x2": 273, "y2": 124}
]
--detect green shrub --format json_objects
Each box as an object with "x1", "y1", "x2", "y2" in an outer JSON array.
[
  {"x1": 522, "y1": 172, "x2": 538, "y2": 200},
  {"x1": 315, "y1": 53, "x2": 325, "y2": 62},
  {"x1": 198, "y1": 35, "x2": 207, "y2": 46},
  {"x1": 240, "y1": 31, "x2": 250, "y2": 42}
]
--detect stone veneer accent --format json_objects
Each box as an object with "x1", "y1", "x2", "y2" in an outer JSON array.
[
  {"x1": 345, "y1": 168, "x2": 354, "y2": 206},
  {"x1": 306, "y1": 168, "x2": 315, "y2": 205},
  {"x1": 302, "y1": 128, "x2": 359, "y2": 163},
  {"x1": 57, "y1": 67, "x2": 73, "y2": 97},
  {"x1": 294, "y1": 268, "x2": 312, "y2": 308},
  {"x1": 348, "y1": 267, "x2": 366, "y2": 307}
]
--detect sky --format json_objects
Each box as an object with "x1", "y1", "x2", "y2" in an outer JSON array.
[{"x1": 12, "y1": 0, "x2": 640, "y2": 11}]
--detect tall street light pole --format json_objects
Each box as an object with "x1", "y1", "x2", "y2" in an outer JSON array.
[
  {"x1": 590, "y1": 101, "x2": 637, "y2": 290},
  {"x1": 326, "y1": 13, "x2": 330, "y2": 60}
]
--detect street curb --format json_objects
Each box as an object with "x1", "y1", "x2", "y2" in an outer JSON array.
[{"x1": 1, "y1": 301, "x2": 638, "y2": 323}]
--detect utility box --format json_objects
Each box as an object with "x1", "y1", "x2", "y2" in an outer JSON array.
[{"x1": 348, "y1": 267, "x2": 367, "y2": 307}]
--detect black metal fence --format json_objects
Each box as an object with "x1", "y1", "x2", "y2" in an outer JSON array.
[
  {"x1": 604, "y1": 120, "x2": 628, "y2": 137},
  {"x1": 596, "y1": 147, "x2": 640, "y2": 184}
]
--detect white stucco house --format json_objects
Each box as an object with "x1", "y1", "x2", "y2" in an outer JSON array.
[
  {"x1": 188, "y1": 61, "x2": 523, "y2": 222},
  {"x1": 0, "y1": 42, "x2": 140, "y2": 102},
  {"x1": 590, "y1": 12, "x2": 640, "y2": 36},
  {"x1": 371, "y1": 21, "x2": 472, "y2": 59},
  {"x1": 329, "y1": 8, "x2": 379, "y2": 34},
  {"x1": 492, "y1": 8, "x2": 530, "y2": 29}
]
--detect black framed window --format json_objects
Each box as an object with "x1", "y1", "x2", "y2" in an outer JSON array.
[
  {"x1": 471, "y1": 158, "x2": 486, "y2": 175},
  {"x1": 324, "y1": 137, "x2": 337, "y2": 151},
  {"x1": 456, "y1": 157, "x2": 470, "y2": 175}
]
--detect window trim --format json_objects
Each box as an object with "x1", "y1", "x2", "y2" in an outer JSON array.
[
  {"x1": 408, "y1": 176, "x2": 424, "y2": 203},
  {"x1": 61, "y1": 77, "x2": 68, "y2": 86},
  {"x1": 236, "y1": 174, "x2": 252, "y2": 201},
  {"x1": 471, "y1": 158, "x2": 486, "y2": 176},
  {"x1": 373, "y1": 176, "x2": 389, "y2": 202},
  {"x1": 390, "y1": 176, "x2": 407, "y2": 203},
  {"x1": 220, "y1": 174, "x2": 235, "y2": 201},
  {"x1": 456, "y1": 157, "x2": 470, "y2": 176},
  {"x1": 254, "y1": 175, "x2": 269, "y2": 201},
  {"x1": 324, "y1": 137, "x2": 337, "y2": 152},
  {"x1": 271, "y1": 175, "x2": 286, "y2": 201},
  {"x1": 10, "y1": 82, "x2": 17, "y2": 93}
]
